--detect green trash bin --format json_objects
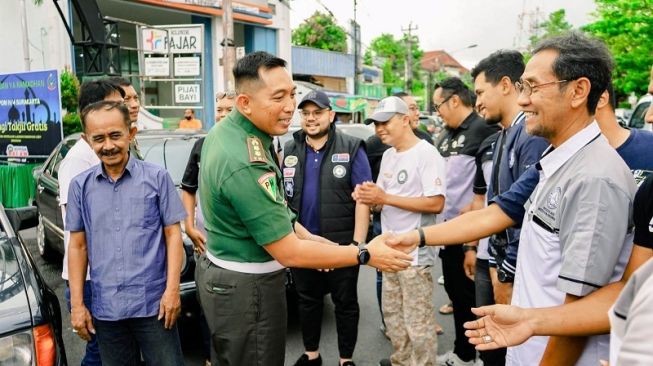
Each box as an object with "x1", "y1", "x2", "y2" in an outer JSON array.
[{"x1": 0, "y1": 162, "x2": 41, "y2": 208}]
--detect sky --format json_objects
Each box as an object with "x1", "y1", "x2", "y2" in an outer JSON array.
[{"x1": 288, "y1": 0, "x2": 597, "y2": 69}]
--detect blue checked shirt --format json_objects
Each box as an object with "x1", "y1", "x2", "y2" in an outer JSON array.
[{"x1": 65, "y1": 155, "x2": 186, "y2": 321}]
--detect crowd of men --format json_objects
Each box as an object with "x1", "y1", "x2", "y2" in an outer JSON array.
[{"x1": 58, "y1": 29, "x2": 653, "y2": 366}]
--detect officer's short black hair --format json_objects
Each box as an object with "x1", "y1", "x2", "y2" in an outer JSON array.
[
  {"x1": 233, "y1": 51, "x2": 287, "y2": 93},
  {"x1": 392, "y1": 92, "x2": 410, "y2": 98},
  {"x1": 532, "y1": 31, "x2": 613, "y2": 114},
  {"x1": 471, "y1": 50, "x2": 525, "y2": 85},
  {"x1": 434, "y1": 77, "x2": 474, "y2": 108},
  {"x1": 80, "y1": 101, "x2": 130, "y2": 132},
  {"x1": 78, "y1": 80, "x2": 125, "y2": 112}
]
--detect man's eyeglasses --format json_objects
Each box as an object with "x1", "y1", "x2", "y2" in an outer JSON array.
[
  {"x1": 515, "y1": 79, "x2": 569, "y2": 96},
  {"x1": 434, "y1": 95, "x2": 453, "y2": 112},
  {"x1": 216, "y1": 91, "x2": 236, "y2": 101},
  {"x1": 300, "y1": 108, "x2": 328, "y2": 119}
]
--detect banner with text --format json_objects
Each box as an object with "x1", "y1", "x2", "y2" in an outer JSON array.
[{"x1": 0, "y1": 70, "x2": 63, "y2": 158}]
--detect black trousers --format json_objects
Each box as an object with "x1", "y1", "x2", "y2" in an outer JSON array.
[
  {"x1": 196, "y1": 255, "x2": 287, "y2": 366},
  {"x1": 475, "y1": 259, "x2": 506, "y2": 366},
  {"x1": 440, "y1": 245, "x2": 477, "y2": 362},
  {"x1": 291, "y1": 265, "x2": 360, "y2": 358}
]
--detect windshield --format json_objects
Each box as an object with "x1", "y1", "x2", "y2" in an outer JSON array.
[{"x1": 137, "y1": 137, "x2": 200, "y2": 186}]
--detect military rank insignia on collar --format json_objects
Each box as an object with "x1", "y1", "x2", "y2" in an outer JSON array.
[{"x1": 247, "y1": 137, "x2": 267, "y2": 163}]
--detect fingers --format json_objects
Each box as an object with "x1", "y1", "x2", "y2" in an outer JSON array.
[
  {"x1": 470, "y1": 306, "x2": 496, "y2": 318},
  {"x1": 463, "y1": 317, "x2": 484, "y2": 330}
]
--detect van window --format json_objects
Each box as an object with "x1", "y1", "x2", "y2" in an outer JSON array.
[{"x1": 629, "y1": 101, "x2": 651, "y2": 129}]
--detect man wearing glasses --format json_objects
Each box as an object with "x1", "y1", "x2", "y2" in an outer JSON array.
[
  {"x1": 392, "y1": 32, "x2": 637, "y2": 366},
  {"x1": 283, "y1": 90, "x2": 372, "y2": 366},
  {"x1": 431, "y1": 77, "x2": 499, "y2": 366}
]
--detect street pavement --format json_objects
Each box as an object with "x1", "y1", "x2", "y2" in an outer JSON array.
[{"x1": 22, "y1": 227, "x2": 460, "y2": 366}]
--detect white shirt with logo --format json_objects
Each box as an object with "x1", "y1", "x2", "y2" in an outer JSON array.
[
  {"x1": 378, "y1": 139, "x2": 446, "y2": 266},
  {"x1": 59, "y1": 139, "x2": 100, "y2": 280}
]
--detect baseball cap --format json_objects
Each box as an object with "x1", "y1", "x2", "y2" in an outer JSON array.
[
  {"x1": 298, "y1": 90, "x2": 331, "y2": 109},
  {"x1": 364, "y1": 96, "x2": 409, "y2": 124}
]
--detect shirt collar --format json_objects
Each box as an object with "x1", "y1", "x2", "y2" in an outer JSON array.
[
  {"x1": 536, "y1": 121, "x2": 602, "y2": 178},
  {"x1": 510, "y1": 111, "x2": 525, "y2": 128},
  {"x1": 95, "y1": 153, "x2": 136, "y2": 181},
  {"x1": 231, "y1": 108, "x2": 273, "y2": 149}
]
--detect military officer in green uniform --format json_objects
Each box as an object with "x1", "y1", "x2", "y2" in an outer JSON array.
[{"x1": 197, "y1": 52, "x2": 413, "y2": 366}]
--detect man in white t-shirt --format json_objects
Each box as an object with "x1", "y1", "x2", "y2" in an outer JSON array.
[
  {"x1": 354, "y1": 96, "x2": 446, "y2": 366},
  {"x1": 58, "y1": 79, "x2": 125, "y2": 366}
]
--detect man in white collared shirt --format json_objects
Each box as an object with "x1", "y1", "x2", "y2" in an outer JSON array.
[{"x1": 505, "y1": 32, "x2": 636, "y2": 366}]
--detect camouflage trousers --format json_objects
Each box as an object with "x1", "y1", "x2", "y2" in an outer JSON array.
[{"x1": 382, "y1": 265, "x2": 438, "y2": 366}]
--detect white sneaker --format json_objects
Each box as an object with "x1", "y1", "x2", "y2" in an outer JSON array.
[
  {"x1": 438, "y1": 275, "x2": 445, "y2": 285},
  {"x1": 436, "y1": 351, "x2": 475, "y2": 366}
]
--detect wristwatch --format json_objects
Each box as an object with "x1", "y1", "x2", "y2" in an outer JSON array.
[
  {"x1": 357, "y1": 246, "x2": 370, "y2": 265},
  {"x1": 462, "y1": 244, "x2": 478, "y2": 253},
  {"x1": 417, "y1": 228, "x2": 426, "y2": 248},
  {"x1": 497, "y1": 267, "x2": 514, "y2": 283}
]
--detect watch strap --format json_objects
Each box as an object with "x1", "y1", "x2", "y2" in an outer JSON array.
[{"x1": 418, "y1": 228, "x2": 426, "y2": 248}]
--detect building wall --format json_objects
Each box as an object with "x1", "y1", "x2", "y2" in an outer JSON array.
[{"x1": 0, "y1": 0, "x2": 73, "y2": 73}]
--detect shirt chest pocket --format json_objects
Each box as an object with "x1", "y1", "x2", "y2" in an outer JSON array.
[{"x1": 133, "y1": 195, "x2": 160, "y2": 229}]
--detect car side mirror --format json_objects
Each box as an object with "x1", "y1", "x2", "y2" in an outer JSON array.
[{"x1": 5, "y1": 206, "x2": 38, "y2": 231}]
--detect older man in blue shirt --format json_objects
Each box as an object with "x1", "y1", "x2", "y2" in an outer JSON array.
[{"x1": 66, "y1": 101, "x2": 186, "y2": 366}]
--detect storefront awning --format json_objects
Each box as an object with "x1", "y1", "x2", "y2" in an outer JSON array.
[{"x1": 136, "y1": 0, "x2": 273, "y2": 25}]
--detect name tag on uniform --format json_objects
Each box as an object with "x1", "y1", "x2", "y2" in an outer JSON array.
[
  {"x1": 283, "y1": 168, "x2": 295, "y2": 177},
  {"x1": 331, "y1": 153, "x2": 350, "y2": 163}
]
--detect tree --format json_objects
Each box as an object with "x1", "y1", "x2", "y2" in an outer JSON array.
[
  {"x1": 292, "y1": 11, "x2": 347, "y2": 53},
  {"x1": 529, "y1": 9, "x2": 573, "y2": 49},
  {"x1": 363, "y1": 33, "x2": 424, "y2": 96},
  {"x1": 583, "y1": 0, "x2": 653, "y2": 98}
]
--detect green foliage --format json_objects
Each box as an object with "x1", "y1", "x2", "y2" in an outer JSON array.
[
  {"x1": 60, "y1": 69, "x2": 80, "y2": 112},
  {"x1": 364, "y1": 33, "x2": 424, "y2": 96},
  {"x1": 529, "y1": 9, "x2": 573, "y2": 49},
  {"x1": 292, "y1": 11, "x2": 347, "y2": 53},
  {"x1": 584, "y1": 0, "x2": 653, "y2": 98},
  {"x1": 62, "y1": 112, "x2": 82, "y2": 136}
]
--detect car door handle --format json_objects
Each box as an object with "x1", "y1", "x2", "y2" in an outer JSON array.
[{"x1": 38, "y1": 185, "x2": 44, "y2": 194}]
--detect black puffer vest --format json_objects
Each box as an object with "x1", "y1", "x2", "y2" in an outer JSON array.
[{"x1": 283, "y1": 125, "x2": 363, "y2": 244}]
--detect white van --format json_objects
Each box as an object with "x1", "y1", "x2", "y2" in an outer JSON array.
[{"x1": 627, "y1": 94, "x2": 652, "y2": 131}]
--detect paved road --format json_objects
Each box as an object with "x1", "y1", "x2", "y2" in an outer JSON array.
[{"x1": 23, "y1": 227, "x2": 459, "y2": 366}]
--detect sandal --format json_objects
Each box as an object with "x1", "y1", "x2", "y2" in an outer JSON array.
[{"x1": 439, "y1": 302, "x2": 454, "y2": 315}]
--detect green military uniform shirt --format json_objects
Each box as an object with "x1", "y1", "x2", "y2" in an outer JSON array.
[{"x1": 199, "y1": 109, "x2": 295, "y2": 263}]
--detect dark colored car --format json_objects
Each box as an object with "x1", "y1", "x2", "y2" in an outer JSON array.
[
  {"x1": 0, "y1": 205, "x2": 67, "y2": 365},
  {"x1": 32, "y1": 130, "x2": 205, "y2": 323}
]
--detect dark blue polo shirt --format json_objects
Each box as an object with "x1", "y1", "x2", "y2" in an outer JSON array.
[{"x1": 300, "y1": 147, "x2": 372, "y2": 235}]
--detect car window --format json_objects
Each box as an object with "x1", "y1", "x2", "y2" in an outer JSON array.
[
  {"x1": 138, "y1": 137, "x2": 198, "y2": 186},
  {"x1": 629, "y1": 101, "x2": 651, "y2": 129}
]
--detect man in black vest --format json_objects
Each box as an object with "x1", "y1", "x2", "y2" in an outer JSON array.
[{"x1": 284, "y1": 91, "x2": 372, "y2": 366}]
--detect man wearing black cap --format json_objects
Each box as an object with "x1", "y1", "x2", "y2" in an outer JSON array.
[{"x1": 283, "y1": 90, "x2": 372, "y2": 366}]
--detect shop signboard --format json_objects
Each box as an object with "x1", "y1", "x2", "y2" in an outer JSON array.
[
  {"x1": 174, "y1": 57, "x2": 201, "y2": 76},
  {"x1": 141, "y1": 26, "x2": 203, "y2": 54},
  {"x1": 144, "y1": 57, "x2": 170, "y2": 76},
  {"x1": 0, "y1": 69, "x2": 63, "y2": 158},
  {"x1": 175, "y1": 84, "x2": 201, "y2": 103}
]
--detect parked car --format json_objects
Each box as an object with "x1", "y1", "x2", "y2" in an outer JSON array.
[
  {"x1": 32, "y1": 130, "x2": 205, "y2": 323},
  {"x1": 0, "y1": 205, "x2": 67, "y2": 365},
  {"x1": 419, "y1": 114, "x2": 444, "y2": 138},
  {"x1": 627, "y1": 94, "x2": 652, "y2": 131}
]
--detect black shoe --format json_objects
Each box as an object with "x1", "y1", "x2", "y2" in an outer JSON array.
[
  {"x1": 293, "y1": 354, "x2": 322, "y2": 366},
  {"x1": 378, "y1": 359, "x2": 391, "y2": 366},
  {"x1": 342, "y1": 361, "x2": 356, "y2": 366}
]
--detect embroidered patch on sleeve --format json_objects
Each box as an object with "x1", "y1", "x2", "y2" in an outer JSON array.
[
  {"x1": 247, "y1": 137, "x2": 267, "y2": 163},
  {"x1": 258, "y1": 172, "x2": 278, "y2": 201}
]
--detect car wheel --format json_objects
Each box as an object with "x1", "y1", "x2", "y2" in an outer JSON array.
[{"x1": 36, "y1": 213, "x2": 57, "y2": 262}]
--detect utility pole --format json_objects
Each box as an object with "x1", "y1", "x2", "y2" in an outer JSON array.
[
  {"x1": 20, "y1": 0, "x2": 31, "y2": 71},
  {"x1": 401, "y1": 22, "x2": 417, "y2": 92},
  {"x1": 222, "y1": 0, "x2": 236, "y2": 91},
  {"x1": 352, "y1": 0, "x2": 359, "y2": 95}
]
